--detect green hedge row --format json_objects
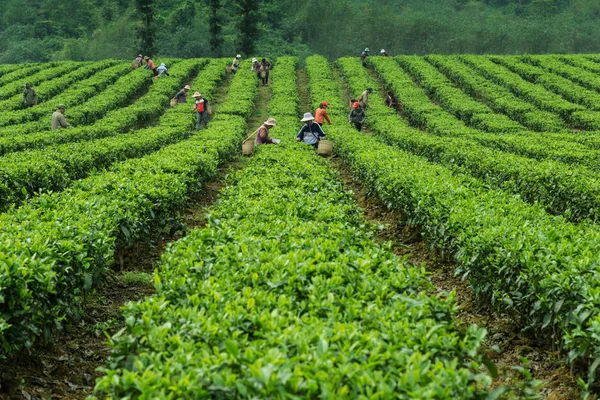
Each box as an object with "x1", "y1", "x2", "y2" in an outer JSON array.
[
  {"x1": 0, "y1": 61, "x2": 127, "y2": 126},
  {"x1": 0, "y1": 59, "x2": 196, "y2": 156},
  {"x1": 0, "y1": 63, "x2": 46, "y2": 88},
  {"x1": 0, "y1": 63, "x2": 21, "y2": 78},
  {"x1": 93, "y1": 56, "x2": 497, "y2": 399},
  {"x1": 396, "y1": 55, "x2": 527, "y2": 134},
  {"x1": 0, "y1": 57, "x2": 258, "y2": 355},
  {"x1": 368, "y1": 56, "x2": 600, "y2": 171},
  {"x1": 462, "y1": 55, "x2": 584, "y2": 119},
  {"x1": 426, "y1": 55, "x2": 564, "y2": 132},
  {"x1": 0, "y1": 62, "x2": 86, "y2": 101},
  {"x1": 314, "y1": 54, "x2": 600, "y2": 384}
]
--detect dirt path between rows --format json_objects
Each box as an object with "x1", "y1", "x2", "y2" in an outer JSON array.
[
  {"x1": 0, "y1": 68, "x2": 262, "y2": 400},
  {"x1": 329, "y1": 63, "x2": 583, "y2": 399}
]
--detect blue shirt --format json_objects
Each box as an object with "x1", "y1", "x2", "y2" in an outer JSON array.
[{"x1": 296, "y1": 123, "x2": 326, "y2": 145}]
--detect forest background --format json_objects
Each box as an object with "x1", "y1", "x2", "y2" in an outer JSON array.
[{"x1": 1, "y1": 0, "x2": 599, "y2": 64}]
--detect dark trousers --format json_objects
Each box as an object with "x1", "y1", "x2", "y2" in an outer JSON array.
[
  {"x1": 196, "y1": 111, "x2": 209, "y2": 130},
  {"x1": 353, "y1": 122, "x2": 362, "y2": 131},
  {"x1": 262, "y1": 71, "x2": 269, "y2": 85}
]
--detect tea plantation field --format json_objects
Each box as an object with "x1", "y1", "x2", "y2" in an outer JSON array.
[{"x1": 2, "y1": 54, "x2": 600, "y2": 398}]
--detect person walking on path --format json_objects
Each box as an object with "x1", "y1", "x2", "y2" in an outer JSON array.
[
  {"x1": 52, "y1": 104, "x2": 69, "y2": 130},
  {"x1": 260, "y1": 58, "x2": 272, "y2": 86},
  {"x1": 360, "y1": 48, "x2": 370, "y2": 66},
  {"x1": 348, "y1": 102, "x2": 366, "y2": 132},
  {"x1": 251, "y1": 58, "x2": 264, "y2": 83},
  {"x1": 175, "y1": 85, "x2": 191, "y2": 104},
  {"x1": 156, "y1": 63, "x2": 170, "y2": 77},
  {"x1": 132, "y1": 54, "x2": 143, "y2": 69},
  {"x1": 255, "y1": 118, "x2": 279, "y2": 145},
  {"x1": 144, "y1": 56, "x2": 157, "y2": 77},
  {"x1": 358, "y1": 87, "x2": 373, "y2": 109},
  {"x1": 385, "y1": 91, "x2": 397, "y2": 108},
  {"x1": 193, "y1": 92, "x2": 209, "y2": 130},
  {"x1": 296, "y1": 112, "x2": 326, "y2": 148},
  {"x1": 315, "y1": 102, "x2": 332, "y2": 126},
  {"x1": 231, "y1": 54, "x2": 241, "y2": 74},
  {"x1": 380, "y1": 49, "x2": 390, "y2": 57},
  {"x1": 23, "y1": 83, "x2": 38, "y2": 108}
]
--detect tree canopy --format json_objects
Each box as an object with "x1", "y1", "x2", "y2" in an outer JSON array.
[{"x1": 0, "y1": 0, "x2": 599, "y2": 63}]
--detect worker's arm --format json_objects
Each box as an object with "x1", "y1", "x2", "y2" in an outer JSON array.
[
  {"x1": 325, "y1": 113, "x2": 332, "y2": 125},
  {"x1": 296, "y1": 127, "x2": 305, "y2": 142}
]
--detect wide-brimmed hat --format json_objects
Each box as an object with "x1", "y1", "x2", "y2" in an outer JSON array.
[
  {"x1": 365, "y1": 48, "x2": 370, "y2": 52},
  {"x1": 252, "y1": 58, "x2": 258, "y2": 62},
  {"x1": 184, "y1": 85, "x2": 191, "y2": 90},
  {"x1": 236, "y1": 54, "x2": 242, "y2": 58},
  {"x1": 301, "y1": 112, "x2": 314, "y2": 122},
  {"x1": 380, "y1": 49, "x2": 386, "y2": 53},
  {"x1": 159, "y1": 63, "x2": 166, "y2": 67},
  {"x1": 58, "y1": 104, "x2": 66, "y2": 109},
  {"x1": 192, "y1": 92, "x2": 202, "y2": 98},
  {"x1": 264, "y1": 117, "x2": 277, "y2": 127},
  {"x1": 143, "y1": 56, "x2": 149, "y2": 60},
  {"x1": 320, "y1": 101, "x2": 329, "y2": 108},
  {"x1": 352, "y1": 102, "x2": 360, "y2": 109},
  {"x1": 138, "y1": 54, "x2": 143, "y2": 57}
]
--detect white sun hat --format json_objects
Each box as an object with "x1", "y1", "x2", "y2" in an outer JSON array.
[
  {"x1": 301, "y1": 112, "x2": 315, "y2": 122},
  {"x1": 380, "y1": 49, "x2": 386, "y2": 53},
  {"x1": 236, "y1": 54, "x2": 241, "y2": 58},
  {"x1": 365, "y1": 48, "x2": 370, "y2": 52},
  {"x1": 252, "y1": 58, "x2": 258, "y2": 62}
]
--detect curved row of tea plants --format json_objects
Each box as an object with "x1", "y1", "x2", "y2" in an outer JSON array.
[
  {"x1": 345, "y1": 57, "x2": 600, "y2": 222},
  {"x1": 0, "y1": 56, "x2": 259, "y2": 355},
  {"x1": 0, "y1": 60, "x2": 117, "y2": 113},
  {"x1": 93, "y1": 59, "x2": 496, "y2": 399},
  {"x1": 0, "y1": 63, "x2": 21, "y2": 78},
  {"x1": 0, "y1": 61, "x2": 130, "y2": 126},
  {"x1": 462, "y1": 55, "x2": 584, "y2": 120},
  {"x1": 491, "y1": 55, "x2": 600, "y2": 130},
  {"x1": 0, "y1": 59, "x2": 233, "y2": 212},
  {"x1": 310, "y1": 54, "x2": 600, "y2": 384},
  {"x1": 0, "y1": 62, "x2": 86, "y2": 101},
  {"x1": 396, "y1": 55, "x2": 528, "y2": 133},
  {"x1": 0, "y1": 59, "x2": 196, "y2": 156},
  {"x1": 367, "y1": 57, "x2": 600, "y2": 171},
  {"x1": 0, "y1": 63, "x2": 45, "y2": 88},
  {"x1": 424, "y1": 55, "x2": 564, "y2": 132}
]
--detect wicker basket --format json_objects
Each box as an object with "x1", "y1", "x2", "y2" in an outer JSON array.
[{"x1": 317, "y1": 139, "x2": 333, "y2": 157}]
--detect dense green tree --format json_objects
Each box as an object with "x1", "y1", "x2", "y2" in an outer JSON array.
[
  {"x1": 236, "y1": 0, "x2": 260, "y2": 56},
  {"x1": 135, "y1": 0, "x2": 156, "y2": 56},
  {"x1": 209, "y1": 0, "x2": 223, "y2": 56}
]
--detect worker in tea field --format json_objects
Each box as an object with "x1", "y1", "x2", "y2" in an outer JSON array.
[
  {"x1": 22, "y1": 83, "x2": 38, "y2": 108},
  {"x1": 132, "y1": 54, "x2": 143, "y2": 69},
  {"x1": 296, "y1": 112, "x2": 326, "y2": 148},
  {"x1": 380, "y1": 49, "x2": 390, "y2": 57},
  {"x1": 360, "y1": 47, "x2": 370, "y2": 66},
  {"x1": 192, "y1": 92, "x2": 209, "y2": 130},
  {"x1": 348, "y1": 101, "x2": 366, "y2": 132},
  {"x1": 51, "y1": 104, "x2": 69, "y2": 130},
  {"x1": 260, "y1": 58, "x2": 272, "y2": 86},
  {"x1": 231, "y1": 54, "x2": 242, "y2": 74},
  {"x1": 358, "y1": 87, "x2": 373, "y2": 109},
  {"x1": 175, "y1": 85, "x2": 191, "y2": 104},
  {"x1": 255, "y1": 118, "x2": 279, "y2": 144},
  {"x1": 143, "y1": 56, "x2": 157, "y2": 77},
  {"x1": 251, "y1": 58, "x2": 263, "y2": 81},
  {"x1": 156, "y1": 63, "x2": 170, "y2": 77},
  {"x1": 315, "y1": 101, "x2": 332, "y2": 126},
  {"x1": 385, "y1": 92, "x2": 398, "y2": 108}
]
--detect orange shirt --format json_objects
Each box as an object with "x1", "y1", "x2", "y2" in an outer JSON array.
[{"x1": 315, "y1": 108, "x2": 331, "y2": 125}]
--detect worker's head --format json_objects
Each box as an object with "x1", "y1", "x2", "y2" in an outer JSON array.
[
  {"x1": 262, "y1": 58, "x2": 266, "y2": 62},
  {"x1": 367, "y1": 87, "x2": 373, "y2": 93},
  {"x1": 25, "y1": 83, "x2": 31, "y2": 89},
  {"x1": 301, "y1": 112, "x2": 314, "y2": 126},
  {"x1": 380, "y1": 49, "x2": 386, "y2": 54},
  {"x1": 252, "y1": 58, "x2": 258, "y2": 63},
  {"x1": 184, "y1": 85, "x2": 191, "y2": 92},
  {"x1": 160, "y1": 63, "x2": 166, "y2": 68},
  {"x1": 352, "y1": 102, "x2": 361, "y2": 109},
  {"x1": 58, "y1": 104, "x2": 66, "y2": 114},
  {"x1": 236, "y1": 54, "x2": 242, "y2": 59},
  {"x1": 264, "y1": 117, "x2": 277, "y2": 129},
  {"x1": 144, "y1": 56, "x2": 149, "y2": 62},
  {"x1": 365, "y1": 48, "x2": 370, "y2": 52},
  {"x1": 138, "y1": 54, "x2": 143, "y2": 58},
  {"x1": 193, "y1": 92, "x2": 202, "y2": 99},
  {"x1": 320, "y1": 101, "x2": 329, "y2": 109}
]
